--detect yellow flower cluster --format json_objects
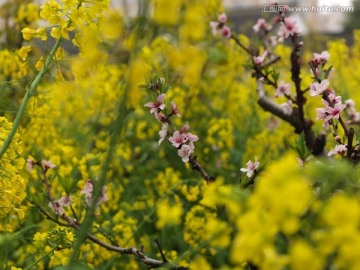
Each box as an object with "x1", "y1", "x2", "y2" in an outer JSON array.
[
  {"x1": 183, "y1": 205, "x2": 216, "y2": 249},
  {"x1": 0, "y1": 117, "x2": 26, "y2": 232},
  {"x1": 0, "y1": 46, "x2": 32, "y2": 79},
  {"x1": 16, "y1": 2, "x2": 39, "y2": 25}
]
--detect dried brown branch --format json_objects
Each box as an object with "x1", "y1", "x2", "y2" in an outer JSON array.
[{"x1": 189, "y1": 155, "x2": 215, "y2": 183}]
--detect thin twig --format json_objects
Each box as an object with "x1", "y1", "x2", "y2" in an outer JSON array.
[
  {"x1": 154, "y1": 239, "x2": 168, "y2": 263},
  {"x1": 189, "y1": 155, "x2": 215, "y2": 183},
  {"x1": 86, "y1": 234, "x2": 188, "y2": 269},
  {"x1": 37, "y1": 204, "x2": 73, "y2": 227},
  {"x1": 231, "y1": 35, "x2": 254, "y2": 56}
]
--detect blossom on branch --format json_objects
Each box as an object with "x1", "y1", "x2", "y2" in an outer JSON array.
[
  {"x1": 169, "y1": 124, "x2": 199, "y2": 162},
  {"x1": 186, "y1": 132, "x2": 199, "y2": 151},
  {"x1": 281, "y1": 100, "x2": 293, "y2": 115},
  {"x1": 324, "y1": 102, "x2": 346, "y2": 121},
  {"x1": 43, "y1": 160, "x2": 56, "y2": 170},
  {"x1": 218, "y1": 13, "x2": 227, "y2": 23},
  {"x1": 253, "y1": 51, "x2": 268, "y2": 65},
  {"x1": 240, "y1": 159, "x2": 260, "y2": 178},
  {"x1": 49, "y1": 195, "x2": 72, "y2": 216},
  {"x1": 311, "y1": 51, "x2": 330, "y2": 66},
  {"x1": 171, "y1": 101, "x2": 181, "y2": 117},
  {"x1": 158, "y1": 124, "x2": 168, "y2": 145},
  {"x1": 144, "y1": 93, "x2": 166, "y2": 114},
  {"x1": 278, "y1": 16, "x2": 300, "y2": 41},
  {"x1": 169, "y1": 131, "x2": 187, "y2": 148},
  {"x1": 178, "y1": 144, "x2": 192, "y2": 162},
  {"x1": 345, "y1": 99, "x2": 360, "y2": 123},
  {"x1": 328, "y1": 144, "x2": 347, "y2": 156},
  {"x1": 253, "y1": 18, "x2": 272, "y2": 33},
  {"x1": 315, "y1": 95, "x2": 346, "y2": 127},
  {"x1": 81, "y1": 180, "x2": 108, "y2": 208},
  {"x1": 154, "y1": 111, "x2": 166, "y2": 122},
  {"x1": 27, "y1": 159, "x2": 36, "y2": 171},
  {"x1": 310, "y1": 80, "x2": 329, "y2": 96},
  {"x1": 327, "y1": 93, "x2": 342, "y2": 105},
  {"x1": 275, "y1": 80, "x2": 291, "y2": 97},
  {"x1": 220, "y1": 26, "x2": 232, "y2": 39},
  {"x1": 283, "y1": 17, "x2": 300, "y2": 37},
  {"x1": 210, "y1": 13, "x2": 232, "y2": 39}
]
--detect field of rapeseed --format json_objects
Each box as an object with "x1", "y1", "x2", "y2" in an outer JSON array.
[{"x1": 1, "y1": 0, "x2": 360, "y2": 269}]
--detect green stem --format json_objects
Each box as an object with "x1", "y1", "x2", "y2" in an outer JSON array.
[
  {"x1": 23, "y1": 246, "x2": 58, "y2": 270},
  {"x1": 0, "y1": 37, "x2": 62, "y2": 160},
  {"x1": 67, "y1": 85, "x2": 127, "y2": 266}
]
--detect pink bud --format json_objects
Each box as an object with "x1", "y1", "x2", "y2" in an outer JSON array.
[
  {"x1": 220, "y1": 25, "x2": 232, "y2": 39},
  {"x1": 218, "y1": 13, "x2": 227, "y2": 23},
  {"x1": 42, "y1": 160, "x2": 56, "y2": 171},
  {"x1": 27, "y1": 159, "x2": 35, "y2": 171}
]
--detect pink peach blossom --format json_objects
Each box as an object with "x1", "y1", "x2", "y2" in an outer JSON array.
[
  {"x1": 312, "y1": 51, "x2": 330, "y2": 66},
  {"x1": 220, "y1": 25, "x2": 232, "y2": 38},
  {"x1": 144, "y1": 93, "x2": 166, "y2": 114},
  {"x1": 253, "y1": 51, "x2": 268, "y2": 65},
  {"x1": 171, "y1": 101, "x2": 181, "y2": 117},
  {"x1": 42, "y1": 160, "x2": 56, "y2": 170},
  {"x1": 27, "y1": 159, "x2": 35, "y2": 171},
  {"x1": 275, "y1": 80, "x2": 291, "y2": 97},
  {"x1": 209, "y1": 21, "x2": 219, "y2": 36},
  {"x1": 253, "y1": 18, "x2": 272, "y2": 33},
  {"x1": 178, "y1": 144, "x2": 192, "y2": 162},
  {"x1": 324, "y1": 102, "x2": 346, "y2": 121},
  {"x1": 328, "y1": 144, "x2": 347, "y2": 156},
  {"x1": 310, "y1": 80, "x2": 329, "y2": 96},
  {"x1": 281, "y1": 100, "x2": 293, "y2": 115},
  {"x1": 253, "y1": 18, "x2": 266, "y2": 32},
  {"x1": 49, "y1": 195, "x2": 72, "y2": 216},
  {"x1": 218, "y1": 13, "x2": 227, "y2": 23},
  {"x1": 169, "y1": 131, "x2": 187, "y2": 148},
  {"x1": 158, "y1": 124, "x2": 168, "y2": 145},
  {"x1": 240, "y1": 159, "x2": 260, "y2": 178}
]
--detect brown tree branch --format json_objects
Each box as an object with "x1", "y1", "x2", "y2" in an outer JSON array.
[
  {"x1": 86, "y1": 234, "x2": 188, "y2": 269},
  {"x1": 257, "y1": 81, "x2": 302, "y2": 129},
  {"x1": 347, "y1": 127, "x2": 354, "y2": 158},
  {"x1": 256, "y1": 81, "x2": 326, "y2": 155},
  {"x1": 189, "y1": 155, "x2": 215, "y2": 184}
]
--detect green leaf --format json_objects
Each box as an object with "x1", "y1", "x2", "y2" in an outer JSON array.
[
  {"x1": 57, "y1": 174, "x2": 79, "y2": 195},
  {"x1": 243, "y1": 62, "x2": 254, "y2": 69},
  {"x1": 270, "y1": 67, "x2": 280, "y2": 84},
  {"x1": 286, "y1": 131, "x2": 311, "y2": 160},
  {"x1": 324, "y1": 65, "x2": 333, "y2": 79}
]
